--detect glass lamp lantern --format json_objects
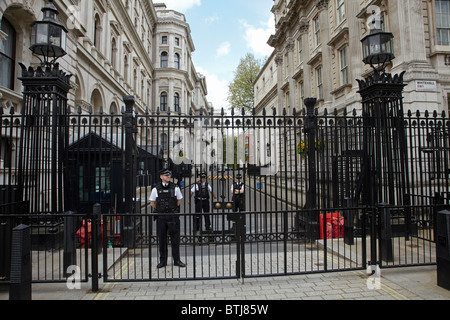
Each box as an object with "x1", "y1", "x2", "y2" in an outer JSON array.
[
  {"x1": 361, "y1": 28, "x2": 394, "y2": 67},
  {"x1": 30, "y1": 0, "x2": 67, "y2": 63}
]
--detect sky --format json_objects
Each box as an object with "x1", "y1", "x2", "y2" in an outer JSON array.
[{"x1": 159, "y1": 0, "x2": 275, "y2": 111}]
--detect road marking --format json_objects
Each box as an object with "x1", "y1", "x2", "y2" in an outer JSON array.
[{"x1": 94, "y1": 260, "x2": 135, "y2": 300}]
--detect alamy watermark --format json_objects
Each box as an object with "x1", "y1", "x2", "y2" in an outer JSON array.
[
  {"x1": 366, "y1": 264, "x2": 382, "y2": 290},
  {"x1": 66, "y1": 265, "x2": 81, "y2": 290}
]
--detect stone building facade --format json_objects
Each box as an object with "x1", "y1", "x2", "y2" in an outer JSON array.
[
  {"x1": 255, "y1": 0, "x2": 450, "y2": 115},
  {"x1": 0, "y1": 0, "x2": 210, "y2": 116}
]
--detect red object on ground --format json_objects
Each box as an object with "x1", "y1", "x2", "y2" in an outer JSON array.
[
  {"x1": 76, "y1": 219, "x2": 103, "y2": 248},
  {"x1": 320, "y1": 213, "x2": 344, "y2": 239}
]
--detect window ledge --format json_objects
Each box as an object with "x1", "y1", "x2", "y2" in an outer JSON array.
[{"x1": 330, "y1": 84, "x2": 352, "y2": 96}]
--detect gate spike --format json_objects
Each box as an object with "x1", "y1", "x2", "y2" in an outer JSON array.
[
  {"x1": 442, "y1": 110, "x2": 446, "y2": 118},
  {"x1": 262, "y1": 108, "x2": 266, "y2": 116},
  {"x1": 231, "y1": 108, "x2": 234, "y2": 116},
  {"x1": 221, "y1": 107, "x2": 225, "y2": 116},
  {"x1": 323, "y1": 108, "x2": 328, "y2": 116},
  {"x1": 282, "y1": 108, "x2": 286, "y2": 116},
  {"x1": 189, "y1": 107, "x2": 193, "y2": 116}
]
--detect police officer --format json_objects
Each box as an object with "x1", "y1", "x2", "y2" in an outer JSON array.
[
  {"x1": 231, "y1": 173, "x2": 245, "y2": 212},
  {"x1": 149, "y1": 169, "x2": 185, "y2": 268},
  {"x1": 189, "y1": 173, "x2": 217, "y2": 234}
]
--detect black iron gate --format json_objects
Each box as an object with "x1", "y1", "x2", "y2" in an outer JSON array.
[
  {"x1": 1, "y1": 99, "x2": 448, "y2": 285},
  {"x1": 1, "y1": 70, "x2": 449, "y2": 286}
]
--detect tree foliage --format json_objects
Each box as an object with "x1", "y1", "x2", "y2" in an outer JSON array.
[{"x1": 227, "y1": 53, "x2": 264, "y2": 114}]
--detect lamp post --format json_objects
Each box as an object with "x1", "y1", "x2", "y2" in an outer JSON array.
[
  {"x1": 357, "y1": 20, "x2": 410, "y2": 268},
  {"x1": 18, "y1": 0, "x2": 71, "y2": 217}
]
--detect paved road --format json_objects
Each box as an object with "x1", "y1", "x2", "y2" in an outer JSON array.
[{"x1": 1, "y1": 265, "x2": 449, "y2": 302}]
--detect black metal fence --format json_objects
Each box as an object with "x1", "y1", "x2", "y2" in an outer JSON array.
[{"x1": 0, "y1": 97, "x2": 449, "y2": 285}]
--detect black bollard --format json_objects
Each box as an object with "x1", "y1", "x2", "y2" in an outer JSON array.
[
  {"x1": 9, "y1": 224, "x2": 31, "y2": 300},
  {"x1": 436, "y1": 210, "x2": 450, "y2": 290},
  {"x1": 63, "y1": 211, "x2": 76, "y2": 277}
]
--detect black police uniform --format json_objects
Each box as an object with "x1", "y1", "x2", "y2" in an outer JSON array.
[
  {"x1": 232, "y1": 181, "x2": 245, "y2": 212},
  {"x1": 194, "y1": 181, "x2": 212, "y2": 232},
  {"x1": 154, "y1": 182, "x2": 183, "y2": 267}
]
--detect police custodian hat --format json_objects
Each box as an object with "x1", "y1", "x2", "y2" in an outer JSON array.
[
  {"x1": 200, "y1": 172, "x2": 207, "y2": 178},
  {"x1": 159, "y1": 168, "x2": 172, "y2": 176}
]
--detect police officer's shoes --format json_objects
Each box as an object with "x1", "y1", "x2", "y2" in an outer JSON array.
[
  {"x1": 157, "y1": 262, "x2": 167, "y2": 269},
  {"x1": 174, "y1": 261, "x2": 186, "y2": 267}
]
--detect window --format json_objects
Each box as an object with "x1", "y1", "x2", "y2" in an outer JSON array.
[
  {"x1": 78, "y1": 166, "x2": 111, "y2": 202},
  {"x1": 0, "y1": 18, "x2": 16, "y2": 90},
  {"x1": 174, "y1": 53, "x2": 180, "y2": 69},
  {"x1": 111, "y1": 38, "x2": 117, "y2": 69},
  {"x1": 285, "y1": 91, "x2": 290, "y2": 109},
  {"x1": 161, "y1": 133, "x2": 168, "y2": 151},
  {"x1": 175, "y1": 37, "x2": 180, "y2": 46},
  {"x1": 337, "y1": 0, "x2": 346, "y2": 23},
  {"x1": 162, "y1": 35, "x2": 168, "y2": 44},
  {"x1": 447, "y1": 93, "x2": 450, "y2": 114},
  {"x1": 314, "y1": 16, "x2": 320, "y2": 47},
  {"x1": 160, "y1": 92, "x2": 168, "y2": 111},
  {"x1": 174, "y1": 93, "x2": 180, "y2": 113},
  {"x1": 161, "y1": 51, "x2": 168, "y2": 68},
  {"x1": 317, "y1": 66, "x2": 323, "y2": 100},
  {"x1": 436, "y1": 0, "x2": 450, "y2": 45},
  {"x1": 339, "y1": 46, "x2": 349, "y2": 86},
  {"x1": 298, "y1": 37, "x2": 303, "y2": 65},
  {"x1": 300, "y1": 82, "x2": 305, "y2": 109},
  {"x1": 285, "y1": 52, "x2": 289, "y2": 77},
  {"x1": 94, "y1": 14, "x2": 102, "y2": 49},
  {"x1": 0, "y1": 138, "x2": 12, "y2": 168},
  {"x1": 124, "y1": 55, "x2": 129, "y2": 82}
]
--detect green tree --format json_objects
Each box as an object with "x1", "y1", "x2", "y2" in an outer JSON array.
[{"x1": 227, "y1": 53, "x2": 264, "y2": 114}]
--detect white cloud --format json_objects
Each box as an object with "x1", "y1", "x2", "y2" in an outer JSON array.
[
  {"x1": 204, "y1": 14, "x2": 219, "y2": 24},
  {"x1": 216, "y1": 42, "x2": 231, "y2": 57},
  {"x1": 196, "y1": 66, "x2": 229, "y2": 111},
  {"x1": 161, "y1": 0, "x2": 201, "y2": 13},
  {"x1": 240, "y1": 16, "x2": 275, "y2": 58}
]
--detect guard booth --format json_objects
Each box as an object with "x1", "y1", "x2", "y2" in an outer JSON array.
[{"x1": 66, "y1": 132, "x2": 163, "y2": 215}]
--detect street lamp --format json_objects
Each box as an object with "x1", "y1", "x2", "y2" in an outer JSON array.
[
  {"x1": 358, "y1": 15, "x2": 410, "y2": 267},
  {"x1": 30, "y1": 0, "x2": 67, "y2": 66},
  {"x1": 361, "y1": 17, "x2": 394, "y2": 72}
]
